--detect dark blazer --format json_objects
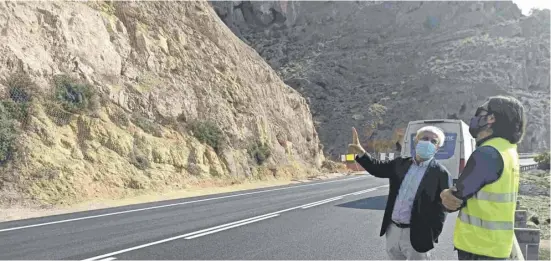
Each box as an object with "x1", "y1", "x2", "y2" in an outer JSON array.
[{"x1": 355, "y1": 153, "x2": 452, "y2": 253}]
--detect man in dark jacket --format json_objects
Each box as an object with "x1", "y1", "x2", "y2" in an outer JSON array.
[{"x1": 349, "y1": 126, "x2": 452, "y2": 260}]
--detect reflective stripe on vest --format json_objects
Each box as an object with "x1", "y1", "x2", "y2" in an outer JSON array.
[
  {"x1": 458, "y1": 211, "x2": 514, "y2": 230},
  {"x1": 472, "y1": 190, "x2": 516, "y2": 203}
]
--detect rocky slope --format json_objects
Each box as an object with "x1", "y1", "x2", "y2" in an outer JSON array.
[
  {"x1": 211, "y1": 1, "x2": 551, "y2": 157},
  {"x1": 0, "y1": 1, "x2": 324, "y2": 206}
]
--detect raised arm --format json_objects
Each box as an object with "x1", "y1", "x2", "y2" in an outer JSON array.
[
  {"x1": 354, "y1": 152, "x2": 397, "y2": 179},
  {"x1": 348, "y1": 127, "x2": 397, "y2": 179}
]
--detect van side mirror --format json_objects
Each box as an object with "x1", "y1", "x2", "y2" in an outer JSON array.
[{"x1": 395, "y1": 141, "x2": 402, "y2": 152}]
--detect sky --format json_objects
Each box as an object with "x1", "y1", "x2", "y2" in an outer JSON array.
[{"x1": 511, "y1": 0, "x2": 551, "y2": 15}]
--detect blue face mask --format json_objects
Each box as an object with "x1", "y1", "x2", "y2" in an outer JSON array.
[{"x1": 415, "y1": 140, "x2": 437, "y2": 159}]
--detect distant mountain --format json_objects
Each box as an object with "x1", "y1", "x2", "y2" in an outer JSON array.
[{"x1": 211, "y1": 1, "x2": 550, "y2": 158}]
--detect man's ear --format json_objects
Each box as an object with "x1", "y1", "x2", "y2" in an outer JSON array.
[{"x1": 487, "y1": 114, "x2": 496, "y2": 124}]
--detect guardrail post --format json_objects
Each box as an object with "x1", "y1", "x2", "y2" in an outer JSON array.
[
  {"x1": 515, "y1": 228, "x2": 540, "y2": 260},
  {"x1": 515, "y1": 210, "x2": 527, "y2": 228}
]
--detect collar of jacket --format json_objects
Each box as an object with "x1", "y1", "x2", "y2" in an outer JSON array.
[{"x1": 476, "y1": 134, "x2": 496, "y2": 147}]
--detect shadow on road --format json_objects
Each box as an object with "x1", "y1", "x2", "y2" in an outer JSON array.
[{"x1": 336, "y1": 195, "x2": 388, "y2": 210}]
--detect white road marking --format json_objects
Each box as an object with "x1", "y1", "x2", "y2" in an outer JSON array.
[
  {"x1": 0, "y1": 176, "x2": 367, "y2": 233},
  {"x1": 299, "y1": 196, "x2": 344, "y2": 209},
  {"x1": 178, "y1": 213, "x2": 285, "y2": 239},
  {"x1": 81, "y1": 184, "x2": 388, "y2": 261},
  {"x1": 301, "y1": 197, "x2": 344, "y2": 209},
  {"x1": 98, "y1": 258, "x2": 116, "y2": 261},
  {"x1": 352, "y1": 188, "x2": 377, "y2": 195},
  {"x1": 184, "y1": 214, "x2": 280, "y2": 239}
]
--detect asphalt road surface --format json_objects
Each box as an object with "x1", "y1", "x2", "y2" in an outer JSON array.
[
  {"x1": 0, "y1": 174, "x2": 461, "y2": 260},
  {"x1": 519, "y1": 158, "x2": 537, "y2": 166}
]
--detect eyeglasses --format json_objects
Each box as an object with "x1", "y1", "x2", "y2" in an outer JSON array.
[{"x1": 475, "y1": 107, "x2": 489, "y2": 117}]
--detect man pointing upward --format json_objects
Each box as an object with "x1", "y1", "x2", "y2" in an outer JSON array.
[{"x1": 350, "y1": 126, "x2": 452, "y2": 260}]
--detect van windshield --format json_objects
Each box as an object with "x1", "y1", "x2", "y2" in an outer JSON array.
[{"x1": 410, "y1": 132, "x2": 457, "y2": 160}]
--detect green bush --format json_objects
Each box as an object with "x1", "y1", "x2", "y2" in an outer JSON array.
[
  {"x1": 5, "y1": 72, "x2": 39, "y2": 103},
  {"x1": 534, "y1": 152, "x2": 550, "y2": 170},
  {"x1": 535, "y1": 152, "x2": 550, "y2": 164},
  {"x1": 53, "y1": 75, "x2": 95, "y2": 113},
  {"x1": 248, "y1": 142, "x2": 271, "y2": 165},
  {"x1": 131, "y1": 113, "x2": 163, "y2": 137},
  {"x1": 190, "y1": 120, "x2": 224, "y2": 152},
  {"x1": 0, "y1": 103, "x2": 18, "y2": 165},
  {"x1": 131, "y1": 153, "x2": 150, "y2": 170},
  {"x1": 1, "y1": 100, "x2": 30, "y2": 124}
]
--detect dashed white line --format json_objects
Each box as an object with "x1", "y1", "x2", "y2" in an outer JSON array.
[
  {"x1": 81, "y1": 184, "x2": 388, "y2": 261},
  {"x1": 0, "y1": 176, "x2": 367, "y2": 233}
]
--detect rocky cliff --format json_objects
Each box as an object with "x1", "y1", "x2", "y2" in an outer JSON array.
[
  {"x1": 0, "y1": 1, "x2": 324, "y2": 206},
  {"x1": 211, "y1": 1, "x2": 550, "y2": 157}
]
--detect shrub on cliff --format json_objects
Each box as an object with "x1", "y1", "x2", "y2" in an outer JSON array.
[
  {"x1": 248, "y1": 142, "x2": 271, "y2": 165},
  {"x1": 0, "y1": 103, "x2": 18, "y2": 165},
  {"x1": 534, "y1": 152, "x2": 550, "y2": 170},
  {"x1": 190, "y1": 120, "x2": 224, "y2": 153},
  {"x1": 5, "y1": 72, "x2": 39, "y2": 103},
  {"x1": 53, "y1": 75, "x2": 96, "y2": 113},
  {"x1": 130, "y1": 113, "x2": 163, "y2": 137},
  {"x1": 1, "y1": 72, "x2": 39, "y2": 125}
]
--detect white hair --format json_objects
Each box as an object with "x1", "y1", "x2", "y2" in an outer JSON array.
[{"x1": 416, "y1": 126, "x2": 445, "y2": 147}]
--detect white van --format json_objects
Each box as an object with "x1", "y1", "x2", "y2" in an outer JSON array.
[{"x1": 400, "y1": 119, "x2": 476, "y2": 184}]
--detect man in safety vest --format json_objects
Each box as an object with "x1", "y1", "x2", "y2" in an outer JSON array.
[{"x1": 440, "y1": 95, "x2": 526, "y2": 260}]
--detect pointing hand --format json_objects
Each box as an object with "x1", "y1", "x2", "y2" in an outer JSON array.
[{"x1": 348, "y1": 127, "x2": 366, "y2": 155}]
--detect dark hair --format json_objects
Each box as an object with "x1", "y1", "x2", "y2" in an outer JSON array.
[{"x1": 486, "y1": 96, "x2": 526, "y2": 144}]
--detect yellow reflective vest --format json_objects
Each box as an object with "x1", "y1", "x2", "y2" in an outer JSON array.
[{"x1": 453, "y1": 137, "x2": 520, "y2": 258}]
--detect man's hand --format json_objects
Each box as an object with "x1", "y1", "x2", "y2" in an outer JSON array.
[
  {"x1": 440, "y1": 187, "x2": 464, "y2": 210},
  {"x1": 348, "y1": 127, "x2": 366, "y2": 155}
]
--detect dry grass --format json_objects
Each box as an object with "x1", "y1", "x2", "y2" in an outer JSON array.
[{"x1": 0, "y1": 172, "x2": 350, "y2": 222}]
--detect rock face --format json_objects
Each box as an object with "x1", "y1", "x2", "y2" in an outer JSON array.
[
  {"x1": 0, "y1": 1, "x2": 324, "y2": 205},
  {"x1": 211, "y1": 1, "x2": 551, "y2": 158}
]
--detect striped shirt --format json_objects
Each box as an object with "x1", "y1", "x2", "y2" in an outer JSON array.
[{"x1": 391, "y1": 158, "x2": 433, "y2": 224}]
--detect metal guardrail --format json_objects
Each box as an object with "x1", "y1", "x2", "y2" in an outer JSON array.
[{"x1": 520, "y1": 164, "x2": 538, "y2": 172}]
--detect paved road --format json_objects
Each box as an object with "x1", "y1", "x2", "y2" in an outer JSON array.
[
  {"x1": 0, "y1": 175, "x2": 461, "y2": 260},
  {"x1": 519, "y1": 158, "x2": 537, "y2": 166}
]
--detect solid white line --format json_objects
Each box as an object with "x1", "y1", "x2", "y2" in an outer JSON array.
[
  {"x1": 301, "y1": 197, "x2": 343, "y2": 209},
  {"x1": 98, "y1": 258, "x2": 116, "y2": 261},
  {"x1": 178, "y1": 213, "x2": 284, "y2": 238},
  {"x1": 299, "y1": 196, "x2": 344, "y2": 209},
  {"x1": 353, "y1": 188, "x2": 377, "y2": 195},
  {"x1": 81, "y1": 184, "x2": 386, "y2": 261},
  {"x1": 184, "y1": 214, "x2": 279, "y2": 239},
  {"x1": 0, "y1": 176, "x2": 366, "y2": 233}
]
